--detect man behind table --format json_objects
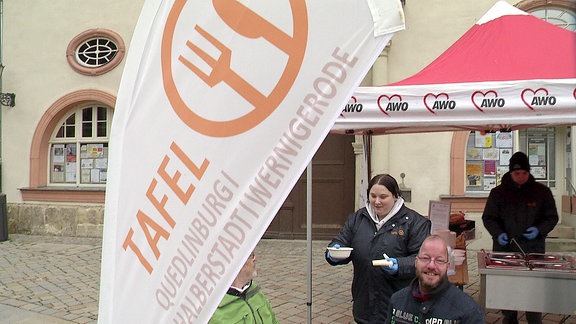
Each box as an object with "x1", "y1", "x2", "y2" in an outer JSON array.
[{"x1": 482, "y1": 151, "x2": 559, "y2": 324}]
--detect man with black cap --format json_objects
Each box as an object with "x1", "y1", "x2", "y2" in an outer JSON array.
[{"x1": 482, "y1": 151, "x2": 559, "y2": 324}]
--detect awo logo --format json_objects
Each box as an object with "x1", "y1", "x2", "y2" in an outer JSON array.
[
  {"x1": 162, "y1": 0, "x2": 308, "y2": 137},
  {"x1": 521, "y1": 88, "x2": 556, "y2": 110},
  {"x1": 377, "y1": 94, "x2": 406, "y2": 116},
  {"x1": 423, "y1": 92, "x2": 456, "y2": 114},
  {"x1": 342, "y1": 96, "x2": 363, "y2": 117},
  {"x1": 471, "y1": 90, "x2": 505, "y2": 112}
]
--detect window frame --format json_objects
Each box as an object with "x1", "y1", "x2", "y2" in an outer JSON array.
[
  {"x1": 22, "y1": 90, "x2": 115, "y2": 203},
  {"x1": 519, "y1": 0, "x2": 576, "y2": 31},
  {"x1": 66, "y1": 29, "x2": 126, "y2": 76},
  {"x1": 463, "y1": 128, "x2": 559, "y2": 194},
  {"x1": 518, "y1": 127, "x2": 557, "y2": 188},
  {"x1": 48, "y1": 105, "x2": 112, "y2": 187},
  {"x1": 464, "y1": 131, "x2": 515, "y2": 194}
]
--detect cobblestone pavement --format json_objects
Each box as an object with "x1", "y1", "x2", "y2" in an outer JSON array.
[{"x1": 0, "y1": 234, "x2": 574, "y2": 323}]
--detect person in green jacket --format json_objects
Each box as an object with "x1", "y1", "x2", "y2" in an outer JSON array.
[{"x1": 209, "y1": 251, "x2": 279, "y2": 324}]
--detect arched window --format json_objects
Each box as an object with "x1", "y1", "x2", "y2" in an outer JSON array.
[
  {"x1": 517, "y1": 127, "x2": 559, "y2": 189},
  {"x1": 463, "y1": 128, "x2": 563, "y2": 193},
  {"x1": 521, "y1": 0, "x2": 576, "y2": 31},
  {"x1": 22, "y1": 90, "x2": 115, "y2": 203},
  {"x1": 49, "y1": 105, "x2": 112, "y2": 186}
]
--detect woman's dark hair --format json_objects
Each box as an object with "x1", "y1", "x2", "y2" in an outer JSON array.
[{"x1": 367, "y1": 174, "x2": 402, "y2": 199}]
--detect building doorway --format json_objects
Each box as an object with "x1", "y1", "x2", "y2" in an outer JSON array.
[{"x1": 264, "y1": 134, "x2": 355, "y2": 240}]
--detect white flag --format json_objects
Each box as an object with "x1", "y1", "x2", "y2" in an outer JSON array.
[{"x1": 98, "y1": 0, "x2": 404, "y2": 322}]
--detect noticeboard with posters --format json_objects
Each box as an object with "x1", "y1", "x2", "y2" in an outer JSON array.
[{"x1": 466, "y1": 131, "x2": 513, "y2": 192}]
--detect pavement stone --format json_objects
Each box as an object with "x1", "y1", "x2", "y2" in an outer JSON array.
[{"x1": 0, "y1": 234, "x2": 574, "y2": 323}]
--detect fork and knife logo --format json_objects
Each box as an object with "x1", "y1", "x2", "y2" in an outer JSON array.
[{"x1": 161, "y1": 0, "x2": 308, "y2": 137}]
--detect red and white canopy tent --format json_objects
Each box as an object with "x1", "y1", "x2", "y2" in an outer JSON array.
[{"x1": 332, "y1": 1, "x2": 576, "y2": 135}]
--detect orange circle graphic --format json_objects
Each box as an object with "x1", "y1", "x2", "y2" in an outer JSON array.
[{"x1": 162, "y1": 0, "x2": 308, "y2": 137}]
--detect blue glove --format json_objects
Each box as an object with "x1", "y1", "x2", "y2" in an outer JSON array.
[
  {"x1": 327, "y1": 244, "x2": 340, "y2": 261},
  {"x1": 497, "y1": 233, "x2": 509, "y2": 246},
  {"x1": 383, "y1": 258, "x2": 398, "y2": 275},
  {"x1": 523, "y1": 226, "x2": 539, "y2": 240}
]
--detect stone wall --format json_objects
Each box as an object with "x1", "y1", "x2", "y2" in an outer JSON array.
[{"x1": 7, "y1": 203, "x2": 104, "y2": 238}]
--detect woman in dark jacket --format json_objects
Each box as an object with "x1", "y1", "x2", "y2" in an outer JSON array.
[{"x1": 325, "y1": 174, "x2": 431, "y2": 324}]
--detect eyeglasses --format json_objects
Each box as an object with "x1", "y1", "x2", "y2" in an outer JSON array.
[{"x1": 416, "y1": 255, "x2": 448, "y2": 266}]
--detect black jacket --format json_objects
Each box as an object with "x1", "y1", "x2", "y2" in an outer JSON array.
[
  {"x1": 482, "y1": 172, "x2": 558, "y2": 253},
  {"x1": 386, "y1": 278, "x2": 485, "y2": 323},
  {"x1": 326, "y1": 205, "x2": 431, "y2": 324}
]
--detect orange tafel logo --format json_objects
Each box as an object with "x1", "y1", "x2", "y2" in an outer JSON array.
[{"x1": 162, "y1": 0, "x2": 308, "y2": 137}]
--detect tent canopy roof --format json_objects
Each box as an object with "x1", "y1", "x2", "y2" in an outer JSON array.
[
  {"x1": 392, "y1": 2, "x2": 576, "y2": 86},
  {"x1": 332, "y1": 1, "x2": 576, "y2": 135}
]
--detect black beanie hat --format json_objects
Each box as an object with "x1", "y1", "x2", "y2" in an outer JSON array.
[{"x1": 509, "y1": 151, "x2": 530, "y2": 172}]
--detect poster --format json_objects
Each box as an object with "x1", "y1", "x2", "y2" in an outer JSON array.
[
  {"x1": 528, "y1": 141, "x2": 546, "y2": 165},
  {"x1": 91, "y1": 169, "x2": 101, "y2": 183},
  {"x1": 499, "y1": 148, "x2": 512, "y2": 165},
  {"x1": 428, "y1": 201, "x2": 451, "y2": 235},
  {"x1": 475, "y1": 132, "x2": 492, "y2": 148},
  {"x1": 483, "y1": 148, "x2": 499, "y2": 160},
  {"x1": 484, "y1": 160, "x2": 496, "y2": 176},
  {"x1": 81, "y1": 169, "x2": 91, "y2": 183},
  {"x1": 466, "y1": 162, "x2": 482, "y2": 186},
  {"x1": 52, "y1": 170, "x2": 65, "y2": 182},
  {"x1": 81, "y1": 159, "x2": 94, "y2": 169},
  {"x1": 496, "y1": 166, "x2": 508, "y2": 185},
  {"x1": 53, "y1": 144, "x2": 65, "y2": 163},
  {"x1": 483, "y1": 177, "x2": 497, "y2": 191},
  {"x1": 466, "y1": 147, "x2": 482, "y2": 160},
  {"x1": 495, "y1": 131, "x2": 513, "y2": 148},
  {"x1": 65, "y1": 163, "x2": 76, "y2": 182},
  {"x1": 532, "y1": 166, "x2": 547, "y2": 179},
  {"x1": 88, "y1": 144, "x2": 104, "y2": 158},
  {"x1": 66, "y1": 144, "x2": 77, "y2": 162},
  {"x1": 94, "y1": 158, "x2": 108, "y2": 169}
]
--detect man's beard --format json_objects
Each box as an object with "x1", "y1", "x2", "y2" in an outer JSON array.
[{"x1": 417, "y1": 267, "x2": 447, "y2": 292}]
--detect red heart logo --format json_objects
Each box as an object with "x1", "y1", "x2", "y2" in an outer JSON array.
[
  {"x1": 423, "y1": 92, "x2": 449, "y2": 114},
  {"x1": 341, "y1": 96, "x2": 358, "y2": 118},
  {"x1": 377, "y1": 94, "x2": 402, "y2": 117},
  {"x1": 521, "y1": 88, "x2": 549, "y2": 110},
  {"x1": 471, "y1": 90, "x2": 498, "y2": 112}
]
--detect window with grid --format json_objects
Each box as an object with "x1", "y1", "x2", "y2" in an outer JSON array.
[
  {"x1": 464, "y1": 128, "x2": 558, "y2": 193},
  {"x1": 66, "y1": 29, "x2": 125, "y2": 76},
  {"x1": 76, "y1": 37, "x2": 119, "y2": 68},
  {"x1": 518, "y1": 127, "x2": 557, "y2": 188},
  {"x1": 49, "y1": 105, "x2": 112, "y2": 185}
]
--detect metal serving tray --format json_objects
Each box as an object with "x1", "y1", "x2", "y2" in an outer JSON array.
[{"x1": 482, "y1": 250, "x2": 576, "y2": 272}]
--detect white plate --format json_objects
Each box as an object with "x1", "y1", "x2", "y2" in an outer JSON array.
[{"x1": 327, "y1": 246, "x2": 353, "y2": 259}]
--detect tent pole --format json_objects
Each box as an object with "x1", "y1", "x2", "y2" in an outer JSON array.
[{"x1": 306, "y1": 162, "x2": 312, "y2": 323}]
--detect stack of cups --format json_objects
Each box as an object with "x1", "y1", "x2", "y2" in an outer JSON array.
[{"x1": 434, "y1": 229, "x2": 457, "y2": 275}]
